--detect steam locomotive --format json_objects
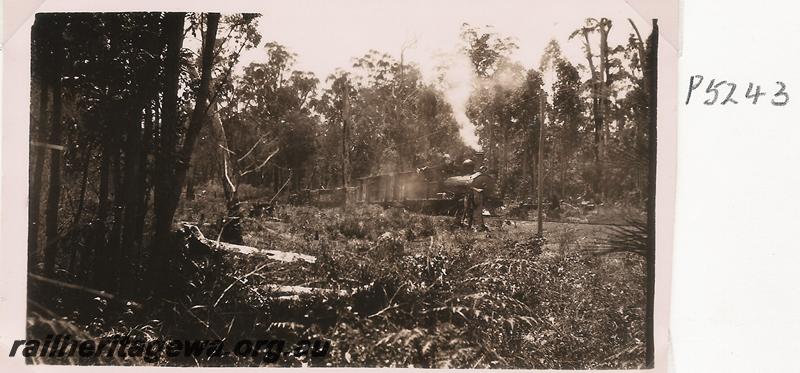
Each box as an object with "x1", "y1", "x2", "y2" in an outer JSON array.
[{"x1": 292, "y1": 153, "x2": 499, "y2": 215}]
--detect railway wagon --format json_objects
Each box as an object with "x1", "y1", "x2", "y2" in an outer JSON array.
[
  {"x1": 294, "y1": 167, "x2": 498, "y2": 216},
  {"x1": 350, "y1": 171, "x2": 453, "y2": 213},
  {"x1": 355, "y1": 171, "x2": 440, "y2": 203}
]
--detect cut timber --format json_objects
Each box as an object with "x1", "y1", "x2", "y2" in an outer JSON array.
[
  {"x1": 181, "y1": 224, "x2": 316, "y2": 264},
  {"x1": 263, "y1": 284, "x2": 349, "y2": 297},
  {"x1": 267, "y1": 281, "x2": 375, "y2": 301}
]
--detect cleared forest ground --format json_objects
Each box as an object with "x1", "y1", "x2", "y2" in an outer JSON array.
[
  {"x1": 27, "y1": 198, "x2": 645, "y2": 368},
  {"x1": 155, "y1": 199, "x2": 647, "y2": 368}
]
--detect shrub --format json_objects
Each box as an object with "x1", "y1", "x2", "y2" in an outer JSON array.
[{"x1": 28, "y1": 204, "x2": 646, "y2": 368}]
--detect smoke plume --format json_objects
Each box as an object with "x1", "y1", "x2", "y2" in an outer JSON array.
[{"x1": 437, "y1": 53, "x2": 482, "y2": 151}]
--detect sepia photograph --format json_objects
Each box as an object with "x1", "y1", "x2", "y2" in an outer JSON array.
[{"x1": 21, "y1": 1, "x2": 665, "y2": 369}]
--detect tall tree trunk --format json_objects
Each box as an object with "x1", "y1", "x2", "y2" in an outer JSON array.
[
  {"x1": 29, "y1": 17, "x2": 51, "y2": 270},
  {"x1": 92, "y1": 140, "x2": 111, "y2": 288},
  {"x1": 153, "y1": 12, "x2": 186, "y2": 244},
  {"x1": 488, "y1": 117, "x2": 496, "y2": 175},
  {"x1": 581, "y1": 29, "x2": 605, "y2": 202},
  {"x1": 528, "y1": 122, "x2": 537, "y2": 197},
  {"x1": 342, "y1": 83, "x2": 350, "y2": 194},
  {"x1": 165, "y1": 13, "x2": 220, "y2": 223},
  {"x1": 43, "y1": 44, "x2": 64, "y2": 276},
  {"x1": 592, "y1": 89, "x2": 602, "y2": 199},
  {"x1": 29, "y1": 80, "x2": 49, "y2": 268},
  {"x1": 209, "y1": 108, "x2": 244, "y2": 244},
  {"x1": 149, "y1": 12, "x2": 185, "y2": 294},
  {"x1": 560, "y1": 152, "x2": 567, "y2": 199},
  {"x1": 135, "y1": 103, "x2": 155, "y2": 258},
  {"x1": 502, "y1": 123, "x2": 508, "y2": 198},
  {"x1": 72, "y1": 147, "x2": 91, "y2": 227},
  {"x1": 108, "y1": 145, "x2": 124, "y2": 291},
  {"x1": 598, "y1": 19, "x2": 612, "y2": 202},
  {"x1": 67, "y1": 146, "x2": 91, "y2": 273},
  {"x1": 120, "y1": 106, "x2": 146, "y2": 294},
  {"x1": 537, "y1": 95, "x2": 545, "y2": 235},
  {"x1": 186, "y1": 165, "x2": 195, "y2": 200},
  {"x1": 644, "y1": 19, "x2": 658, "y2": 368},
  {"x1": 150, "y1": 13, "x2": 219, "y2": 293},
  {"x1": 120, "y1": 15, "x2": 162, "y2": 292}
]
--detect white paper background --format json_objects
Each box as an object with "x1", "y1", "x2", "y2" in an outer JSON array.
[
  {"x1": 672, "y1": 0, "x2": 800, "y2": 372},
  {"x1": 1, "y1": 0, "x2": 798, "y2": 371},
  {"x1": 1, "y1": 3, "x2": 676, "y2": 373}
]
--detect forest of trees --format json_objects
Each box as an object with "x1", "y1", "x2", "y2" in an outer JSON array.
[{"x1": 28, "y1": 12, "x2": 657, "y2": 296}]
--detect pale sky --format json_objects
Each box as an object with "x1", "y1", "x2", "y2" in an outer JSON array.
[{"x1": 236, "y1": 0, "x2": 654, "y2": 84}]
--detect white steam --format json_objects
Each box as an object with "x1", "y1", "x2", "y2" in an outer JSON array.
[
  {"x1": 436, "y1": 51, "x2": 529, "y2": 151},
  {"x1": 437, "y1": 52, "x2": 482, "y2": 151}
]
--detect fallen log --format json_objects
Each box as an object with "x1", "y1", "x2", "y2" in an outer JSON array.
[
  {"x1": 181, "y1": 224, "x2": 317, "y2": 264},
  {"x1": 177, "y1": 226, "x2": 379, "y2": 302},
  {"x1": 264, "y1": 281, "x2": 376, "y2": 301},
  {"x1": 262, "y1": 284, "x2": 349, "y2": 297}
]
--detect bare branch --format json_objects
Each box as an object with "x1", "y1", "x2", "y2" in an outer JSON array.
[
  {"x1": 627, "y1": 19, "x2": 647, "y2": 67},
  {"x1": 269, "y1": 171, "x2": 293, "y2": 204},
  {"x1": 222, "y1": 145, "x2": 237, "y2": 193},
  {"x1": 240, "y1": 147, "x2": 280, "y2": 177},
  {"x1": 236, "y1": 133, "x2": 273, "y2": 162},
  {"x1": 217, "y1": 143, "x2": 236, "y2": 155}
]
